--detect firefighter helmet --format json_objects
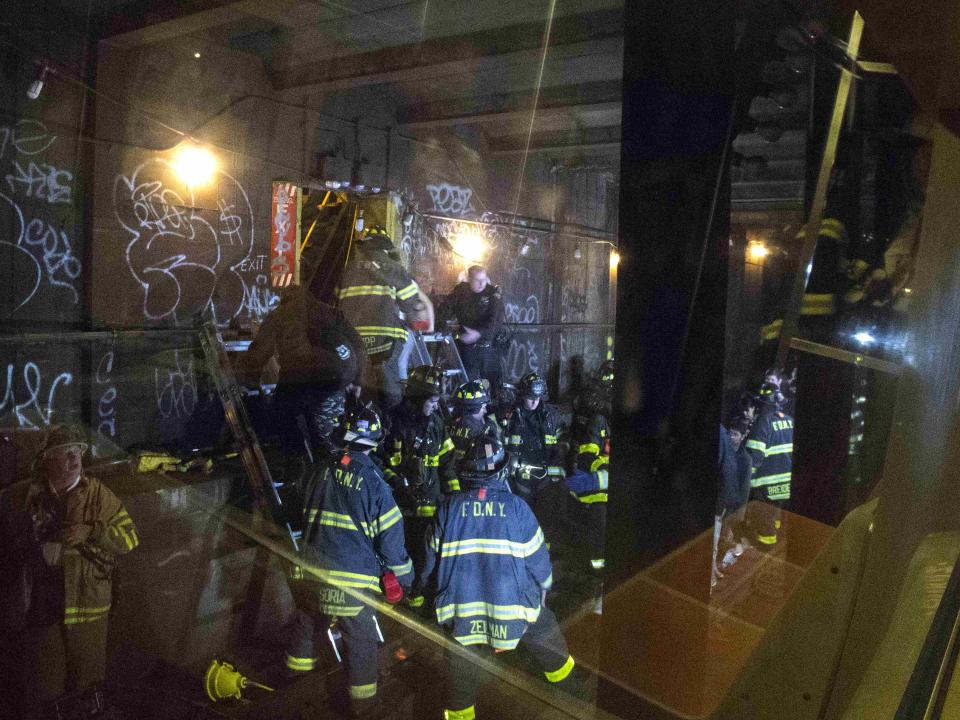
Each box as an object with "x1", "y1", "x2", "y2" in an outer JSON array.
[
  {"x1": 361, "y1": 224, "x2": 394, "y2": 251},
  {"x1": 342, "y1": 406, "x2": 384, "y2": 447},
  {"x1": 597, "y1": 359, "x2": 615, "y2": 386},
  {"x1": 454, "y1": 380, "x2": 490, "y2": 410},
  {"x1": 517, "y1": 372, "x2": 547, "y2": 400},
  {"x1": 456, "y1": 431, "x2": 510, "y2": 480},
  {"x1": 40, "y1": 424, "x2": 89, "y2": 455},
  {"x1": 756, "y1": 382, "x2": 785, "y2": 407},
  {"x1": 405, "y1": 365, "x2": 444, "y2": 398}
]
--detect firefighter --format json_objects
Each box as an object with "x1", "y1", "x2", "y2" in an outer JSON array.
[
  {"x1": 420, "y1": 431, "x2": 581, "y2": 719},
  {"x1": 448, "y1": 380, "x2": 503, "y2": 461},
  {"x1": 743, "y1": 377, "x2": 794, "y2": 548},
  {"x1": 285, "y1": 406, "x2": 412, "y2": 717},
  {"x1": 381, "y1": 365, "x2": 456, "y2": 606},
  {"x1": 505, "y1": 373, "x2": 564, "y2": 513},
  {"x1": 238, "y1": 284, "x2": 364, "y2": 468},
  {"x1": 439, "y1": 265, "x2": 505, "y2": 388},
  {"x1": 570, "y1": 360, "x2": 612, "y2": 573},
  {"x1": 0, "y1": 426, "x2": 139, "y2": 715},
  {"x1": 337, "y1": 225, "x2": 432, "y2": 410}
]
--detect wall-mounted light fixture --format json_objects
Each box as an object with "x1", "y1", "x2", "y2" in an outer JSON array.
[
  {"x1": 574, "y1": 246, "x2": 582, "y2": 260},
  {"x1": 451, "y1": 226, "x2": 487, "y2": 262},
  {"x1": 747, "y1": 240, "x2": 769, "y2": 263},
  {"x1": 27, "y1": 64, "x2": 49, "y2": 100},
  {"x1": 609, "y1": 250, "x2": 620, "y2": 270},
  {"x1": 173, "y1": 143, "x2": 217, "y2": 187}
]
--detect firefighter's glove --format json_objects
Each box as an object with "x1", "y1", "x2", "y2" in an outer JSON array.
[
  {"x1": 60, "y1": 523, "x2": 93, "y2": 548},
  {"x1": 565, "y1": 469, "x2": 598, "y2": 496}
]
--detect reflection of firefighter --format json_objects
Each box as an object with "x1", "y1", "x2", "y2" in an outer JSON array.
[
  {"x1": 570, "y1": 360, "x2": 612, "y2": 572},
  {"x1": 337, "y1": 226, "x2": 432, "y2": 410},
  {"x1": 448, "y1": 381, "x2": 503, "y2": 461},
  {"x1": 285, "y1": 406, "x2": 412, "y2": 717},
  {"x1": 238, "y1": 285, "x2": 364, "y2": 465},
  {"x1": 760, "y1": 218, "x2": 848, "y2": 346},
  {"x1": 420, "y1": 432, "x2": 582, "y2": 720},
  {"x1": 744, "y1": 379, "x2": 794, "y2": 547},
  {"x1": 381, "y1": 366, "x2": 456, "y2": 606},
  {"x1": 505, "y1": 373, "x2": 564, "y2": 512},
  {"x1": 0, "y1": 426, "x2": 139, "y2": 715}
]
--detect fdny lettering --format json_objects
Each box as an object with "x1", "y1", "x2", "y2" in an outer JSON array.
[
  {"x1": 771, "y1": 419, "x2": 794, "y2": 432},
  {"x1": 461, "y1": 501, "x2": 506, "y2": 518},
  {"x1": 335, "y1": 467, "x2": 364, "y2": 491},
  {"x1": 470, "y1": 619, "x2": 508, "y2": 638}
]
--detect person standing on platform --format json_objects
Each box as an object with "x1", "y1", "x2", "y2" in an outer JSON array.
[{"x1": 439, "y1": 265, "x2": 505, "y2": 389}]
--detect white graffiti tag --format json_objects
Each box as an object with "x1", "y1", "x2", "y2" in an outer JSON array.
[
  {"x1": 0, "y1": 362, "x2": 74, "y2": 429},
  {"x1": 0, "y1": 119, "x2": 58, "y2": 159},
  {"x1": 426, "y1": 183, "x2": 474, "y2": 216},
  {"x1": 23, "y1": 218, "x2": 81, "y2": 304},
  {"x1": 95, "y1": 351, "x2": 118, "y2": 438},
  {"x1": 5, "y1": 159, "x2": 73, "y2": 204},
  {"x1": 155, "y1": 349, "x2": 198, "y2": 419}
]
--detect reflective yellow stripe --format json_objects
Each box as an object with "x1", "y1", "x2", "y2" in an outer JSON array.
[
  {"x1": 544, "y1": 434, "x2": 557, "y2": 444},
  {"x1": 436, "y1": 602, "x2": 541, "y2": 623},
  {"x1": 578, "y1": 442, "x2": 601, "y2": 456},
  {"x1": 320, "y1": 569, "x2": 381, "y2": 590},
  {"x1": 306, "y1": 509, "x2": 318, "y2": 523},
  {"x1": 509, "y1": 435, "x2": 521, "y2": 445},
  {"x1": 453, "y1": 634, "x2": 520, "y2": 650},
  {"x1": 407, "y1": 595, "x2": 425, "y2": 608},
  {"x1": 765, "y1": 443, "x2": 792, "y2": 456},
  {"x1": 320, "y1": 511, "x2": 359, "y2": 531},
  {"x1": 441, "y1": 529, "x2": 544, "y2": 558},
  {"x1": 438, "y1": 437, "x2": 455, "y2": 456},
  {"x1": 285, "y1": 654, "x2": 317, "y2": 671},
  {"x1": 389, "y1": 452, "x2": 402, "y2": 466},
  {"x1": 544, "y1": 655, "x2": 575, "y2": 683},
  {"x1": 447, "y1": 478, "x2": 461, "y2": 492},
  {"x1": 355, "y1": 326, "x2": 409, "y2": 339},
  {"x1": 751, "y1": 472, "x2": 791, "y2": 488},
  {"x1": 573, "y1": 492, "x2": 608, "y2": 504},
  {"x1": 396, "y1": 282, "x2": 419, "y2": 300},
  {"x1": 374, "y1": 506, "x2": 402, "y2": 534},
  {"x1": 416, "y1": 505, "x2": 437, "y2": 517},
  {"x1": 64, "y1": 605, "x2": 110, "y2": 624},
  {"x1": 349, "y1": 682, "x2": 377, "y2": 699},
  {"x1": 388, "y1": 559, "x2": 413, "y2": 575},
  {"x1": 444, "y1": 705, "x2": 476, "y2": 720},
  {"x1": 338, "y1": 284, "x2": 397, "y2": 299},
  {"x1": 745, "y1": 439, "x2": 766, "y2": 452},
  {"x1": 590, "y1": 456, "x2": 608, "y2": 472},
  {"x1": 761, "y1": 319, "x2": 783, "y2": 341},
  {"x1": 802, "y1": 293, "x2": 836, "y2": 316},
  {"x1": 596, "y1": 469, "x2": 608, "y2": 490},
  {"x1": 757, "y1": 533, "x2": 778, "y2": 545}
]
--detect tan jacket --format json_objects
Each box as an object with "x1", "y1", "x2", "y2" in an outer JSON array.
[{"x1": 1, "y1": 475, "x2": 138, "y2": 625}]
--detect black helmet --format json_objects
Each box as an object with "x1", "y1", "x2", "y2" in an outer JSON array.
[
  {"x1": 454, "y1": 380, "x2": 490, "y2": 410},
  {"x1": 756, "y1": 382, "x2": 785, "y2": 407},
  {"x1": 597, "y1": 360, "x2": 615, "y2": 386},
  {"x1": 405, "y1": 365, "x2": 444, "y2": 398},
  {"x1": 362, "y1": 224, "x2": 393, "y2": 251},
  {"x1": 456, "y1": 431, "x2": 510, "y2": 480},
  {"x1": 342, "y1": 406, "x2": 384, "y2": 447},
  {"x1": 517, "y1": 372, "x2": 547, "y2": 400},
  {"x1": 40, "y1": 424, "x2": 89, "y2": 455}
]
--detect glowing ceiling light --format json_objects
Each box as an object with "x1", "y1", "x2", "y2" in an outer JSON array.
[
  {"x1": 173, "y1": 144, "x2": 217, "y2": 187},
  {"x1": 194, "y1": 51, "x2": 201, "y2": 59},
  {"x1": 609, "y1": 250, "x2": 620, "y2": 270},
  {"x1": 747, "y1": 240, "x2": 769, "y2": 262},
  {"x1": 451, "y1": 227, "x2": 487, "y2": 262},
  {"x1": 853, "y1": 331, "x2": 876, "y2": 346}
]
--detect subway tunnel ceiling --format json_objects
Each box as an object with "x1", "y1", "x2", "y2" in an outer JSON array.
[{"x1": 98, "y1": 0, "x2": 626, "y2": 165}]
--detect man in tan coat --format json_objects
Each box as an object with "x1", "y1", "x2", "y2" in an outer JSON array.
[{"x1": 0, "y1": 425, "x2": 138, "y2": 715}]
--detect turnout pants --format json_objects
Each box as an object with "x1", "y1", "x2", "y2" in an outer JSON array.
[
  {"x1": 458, "y1": 342, "x2": 502, "y2": 389},
  {"x1": 444, "y1": 606, "x2": 578, "y2": 719},
  {"x1": 285, "y1": 605, "x2": 380, "y2": 706},
  {"x1": 21, "y1": 620, "x2": 108, "y2": 713}
]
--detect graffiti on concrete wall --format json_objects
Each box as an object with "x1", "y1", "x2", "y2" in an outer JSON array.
[
  {"x1": 0, "y1": 359, "x2": 74, "y2": 429},
  {"x1": 0, "y1": 120, "x2": 82, "y2": 318},
  {"x1": 113, "y1": 159, "x2": 277, "y2": 323},
  {"x1": 426, "y1": 183, "x2": 474, "y2": 216}
]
